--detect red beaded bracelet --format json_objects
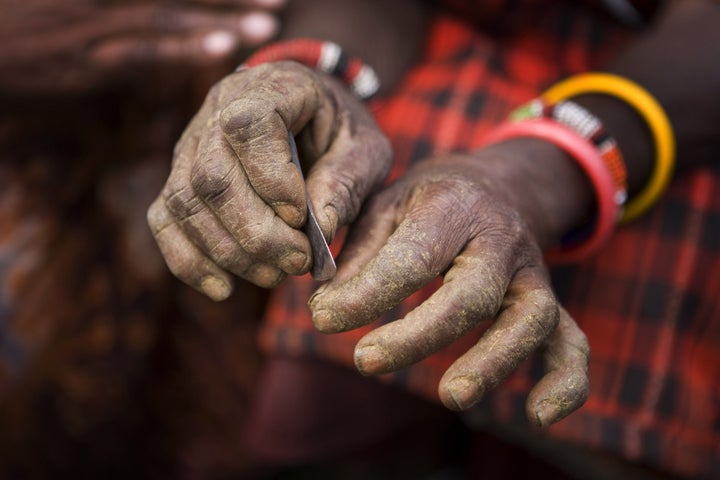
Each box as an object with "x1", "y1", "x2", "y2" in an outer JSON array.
[
  {"x1": 482, "y1": 119, "x2": 619, "y2": 264},
  {"x1": 240, "y1": 38, "x2": 380, "y2": 100},
  {"x1": 511, "y1": 98, "x2": 628, "y2": 209}
]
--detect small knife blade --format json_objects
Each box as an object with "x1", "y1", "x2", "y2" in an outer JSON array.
[{"x1": 287, "y1": 131, "x2": 337, "y2": 281}]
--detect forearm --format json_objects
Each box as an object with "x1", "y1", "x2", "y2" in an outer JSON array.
[
  {"x1": 427, "y1": 140, "x2": 594, "y2": 251},
  {"x1": 574, "y1": 0, "x2": 720, "y2": 196},
  {"x1": 278, "y1": 0, "x2": 431, "y2": 94},
  {"x1": 499, "y1": 0, "x2": 720, "y2": 247}
]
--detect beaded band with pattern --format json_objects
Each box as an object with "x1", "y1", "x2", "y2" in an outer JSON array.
[
  {"x1": 511, "y1": 98, "x2": 628, "y2": 208},
  {"x1": 482, "y1": 119, "x2": 620, "y2": 264},
  {"x1": 542, "y1": 73, "x2": 676, "y2": 222},
  {"x1": 239, "y1": 38, "x2": 381, "y2": 100}
]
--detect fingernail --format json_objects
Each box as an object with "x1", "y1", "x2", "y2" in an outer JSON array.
[
  {"x1": 250, "y1": 263, "x2": 284, "y2": 288},
  {"x1": 281, "y1": 250, "x2": 308, "y2": 273},
  {"x1": 274, "y1": 203, "x2": 304, "y2": 228},
  {"x1": 201, "y1": 31, "x2": 238, "y2": 57},
  {"x1": 354, "y1": 345, "x2": 387, "y2": 375},
  {"x1": 200, "y1": 275, "x2": 231, "y2": 301},
  {"x1": 239, "y1": 12, "x2": 279, "y2": 42},
  {"x1": 322, "y1": 205, "x2": 338, "y2": 238},
  {"x1": 446, "y1": 377, "x2": 484, "y2": 411},
  {"x1": 534, "y1": 401, "x2": 558, "y2": 428},
  {"x1": 312, "y1": 309, "x2": 341, "y2": 333}
]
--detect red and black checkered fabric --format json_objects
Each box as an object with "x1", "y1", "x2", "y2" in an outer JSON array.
[{"x1": 259, "y1": 1, "x2": 720, "y2": 477}]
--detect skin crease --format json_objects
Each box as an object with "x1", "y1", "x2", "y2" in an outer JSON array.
[
  {"x1": 308, "y1": 146, "x2": 592, "y2": 422},
  {"x1": 147, "y1": 62, "x2": 392, "y2": 295},
  {"x1": 149, "y1": 0, "x2": 720, "y2": 426}
]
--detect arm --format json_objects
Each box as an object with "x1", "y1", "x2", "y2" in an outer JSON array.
[
  {"x1": 0, "y1": 0, "x2": 284, "y2": 95},
  {"x1": 576, "y1": 0, "x2": 720, "y2": 193},
  {"x1": 308, "y1": 0, "x2": 720, "y2": 423},
  {"x1": 147, "y1": 0, "x2": 431, "y2": 298},
  {"x1": 278, "y1": 0, "x2": 430, "y2": 94}
]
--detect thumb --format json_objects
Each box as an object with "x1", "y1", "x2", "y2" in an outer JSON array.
[{"x1": 305, "y1": 121, "x2": 393, "y2": 241}]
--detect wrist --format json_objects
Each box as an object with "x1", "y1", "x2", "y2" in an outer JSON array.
[
  {"x1": 240, "y1": 39, "x2": 380, "y2": 101},
  {"x1": 465, "y1": 138, "x2": 594, "y2": 250},
  {"x1": 572, "y1": 94, "x2": 653, "y2": 198}
]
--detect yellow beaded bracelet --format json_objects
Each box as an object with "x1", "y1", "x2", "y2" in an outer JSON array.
[{"x1": 542, "y1": 73, "x2": 676, "y2": 223}]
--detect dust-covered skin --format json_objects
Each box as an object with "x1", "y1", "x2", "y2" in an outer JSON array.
[
  {"x1": 309, "y1": 143, "x2": 593, "y2": 426},
  {"x1": 0, "y1": 0, "x2": 284, "y2": 95},
  {"x1": 148, "y1": 61, "x2": 392, "y2": 298}
]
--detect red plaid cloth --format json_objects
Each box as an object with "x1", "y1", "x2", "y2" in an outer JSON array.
[{"x1": 259, "y1": 1, "x2": 719, "y2": 478}]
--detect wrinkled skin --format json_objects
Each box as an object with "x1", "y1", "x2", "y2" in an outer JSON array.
[
  {"x1": 308, "y1": 152, "x2": 590, "y2": 426},
  {"x1": 149, "y1": 61, "x2": 589, "y2": 426},
  {"x1": 147, "y1": 61, "x2": 392, "y2": 298},
  {"x1": 0, "y1": 0, "x2": 284, "y2": 94}
]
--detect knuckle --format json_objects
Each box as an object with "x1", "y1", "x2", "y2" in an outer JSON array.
[
  {"x1": 327, "y1": 170, "x2": 363, "y2": 223},
  {"x1": 163, "y1": 182, "x2": 204, "y2": 220},
  {"x1": 165, "y1": 257, "x2": 191, "y2": 281},
  {"x1": 207, "y1": 237, "x2": 241, "y2": 266},
  {"x1": 220, "y1": 96, "x2": 273, "y2": 136},
  {"x1": 528, "y1": 287, "x2": 558, "y2": 315},
  {"x1": 571, "y1": 329, "x2": 591, "y2": 361},
  {"x1": 190, "y1": 158, "x2": 236, "y2": 203},
  {"x1": 146, "y1": 197, "x2": 170, "y2": 234},
  {"x1": 237, "y1": 221, "x2": 273, "y2": 255},
  {"x1": 523, "y1": 288, "x2": 560, "y2": 337},
  {"x1": 159, "y1": 249, "x2": 199, "y2": 285},
  {"x1": 146, "y1": 196, "x2": 162, "y2": 225}
]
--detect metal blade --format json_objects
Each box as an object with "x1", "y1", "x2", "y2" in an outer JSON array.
[{"x1": 287, "y1": 132, "x2": 337, "y2": 281}]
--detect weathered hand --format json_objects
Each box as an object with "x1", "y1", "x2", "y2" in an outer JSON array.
[
  {"x1": 309, "y1": 142, "x2": 591, "y2": 426},
  {"x1": 0, "y1": 0, "x2": 284, "y2": 94},
  {"x1": 148, "y1": 61, "x2": 392, "y2": 299}
]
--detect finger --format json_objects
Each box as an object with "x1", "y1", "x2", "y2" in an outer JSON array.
[
  {"x1": 218, "y1": 63, "x2": 336, "y2": 227},
  {"x1": 309, "y1": 184, "x2": 478, "y2": 333},
  {"x1": 117, "y1": 5, "x2": 280, "y2": 45},
  {"x1": 437, "y1": 266, "x2": 559, "y2": 411},
  {"x1": 526, "y1": 307, "x2": 590, "y2": 428},
  {"x1": 352, "y1": 238, "x2": 521, "y2": 375},
  {"x1": 94, "y1": 2, "x2": 279, "y2": 46},
  {"x1": 219, "y1": 10, "x2": 279, "y2": 44},
  {"x1": 190, "y1": 0, "x2": 286, "y2": 9},
  {"x1": 327, "y1": 186, "x2": 404, "y2": 286},
  {"x1": 161, "y1": 124, "x2": 246, "y2": 294},
  {"x1": 190, "y1": 114, "x2": 312, "y2": 277},
  {"x1": 167, "y1": 116, "x2": 290, "y2": 287},
  {"x1": 147, "y1": 196, "x2": 234, "y2": 301},
  {"x1": 169, "y1": 170, "x2": 287, "y2": 288},
  {"x1": 304, "y1": 106, "x2": 393, "y2": 240},
  {"x1": 89, "y1": 30, "x2": 242, "y2": 68}
]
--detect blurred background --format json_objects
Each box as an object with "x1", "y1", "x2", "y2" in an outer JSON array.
[{"x1": 0, "y1": 1, "x2": 279, "y2": 477}]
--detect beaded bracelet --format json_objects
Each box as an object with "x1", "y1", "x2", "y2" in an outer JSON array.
[
  {"x1": 542, "y1": 73, "x2": 676, "y2": 223},
  {"x1": 482, "y1": 119, "x2": 619, "y2": 264},
  {"x1": 239, "y1": 38, "x2": 381, "y2": 100},
  {"x1": 511, "y1": 98, "x2": 628, "y2": 209}
]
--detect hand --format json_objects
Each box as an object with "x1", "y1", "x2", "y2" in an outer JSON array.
[
  {"x1": 309, "y1": 140, "x2": 592, "y2": 426},
  {"x1": 147, "y1": 61, "x2": 392, "y2": 299},
  {"x1": 0, "y1": 0, "x2": 285, "y2": 94}
]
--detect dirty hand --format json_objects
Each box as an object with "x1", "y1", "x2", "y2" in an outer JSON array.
[
  {"x1": 148, "y1": 61, "x2": 392, "y2": 299},
  {"x1": 0, "y1": 0, "x2": 284, "y2": 94},
  {"x1": 309, "y1": 140, "x2": 591, "y2": 426}
]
